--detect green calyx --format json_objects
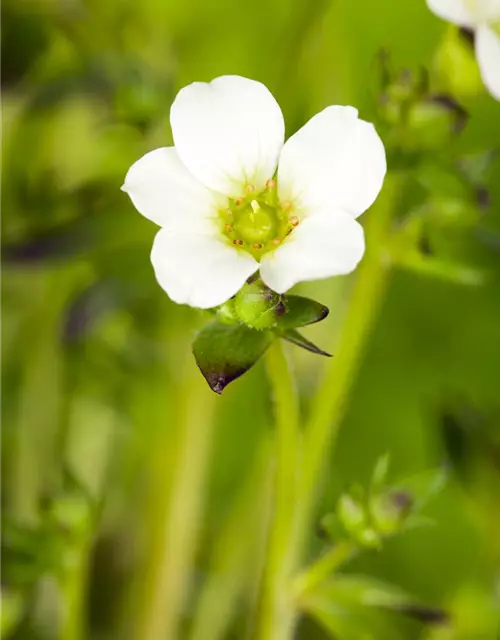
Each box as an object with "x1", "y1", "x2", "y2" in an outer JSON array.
[
  {"x1": 234, "y1": 279, "x2": 285, "y2": 330},
  {"x1": 196, "y1": 279, "x2": 331, "y2": 393},
  {"x1": 219, "y1": 181, "x2": 297, "y2": 259}
]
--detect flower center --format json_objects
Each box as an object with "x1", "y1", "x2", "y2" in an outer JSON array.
[{"x1": 219, "y1": 180, "x2": 298, "y2": 260}]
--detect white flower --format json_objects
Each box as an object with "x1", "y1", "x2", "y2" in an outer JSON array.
[
  {"x1": 122, "y1": 76, "x2": 386, "y2": 309},
  {"x1": 427, "y1": 0, "x2": 500, "y2": 100}
]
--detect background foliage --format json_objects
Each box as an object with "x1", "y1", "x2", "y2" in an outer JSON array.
[{"x1": 2, "y1": 0, "x2": 500, "y2": 638}]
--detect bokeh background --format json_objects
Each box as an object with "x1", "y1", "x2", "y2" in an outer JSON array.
[{"x1": 3, "y1": 0, "x2": 500, "y2": 638}]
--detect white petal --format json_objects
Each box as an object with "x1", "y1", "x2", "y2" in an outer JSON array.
[
  {"x1": 277, "y1": 106, "x2": 386, "y2": 219},
  {"x1": 122, "y1": 147, "x2": 223, "y2": 229},
  {"x1": 259, "y1": 209, "x2": 365, "y2": 293},
  {"x1": 475, "y1": 0, "x2": 500, "y2": 22},
  {"x1": 170, "y1": 75, "x2": 284, "y2": 196},
  {"x1": 476, "y1": 25, "x2": 500, "y2": 101},
  {"x1": 426, "y1": 0, "x2": 475, "y2": 26},
  {"x1": 150, "y1": 228, "x2": 258, "y2": 308}
]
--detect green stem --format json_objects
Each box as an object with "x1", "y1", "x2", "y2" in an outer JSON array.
[
  {"x1": 258, "y1": 340, "x2": 301, "y2": 640},
  {"x1": 60, "y1": 536, "x2": 91, "y2": 640},
  {"x1": 132, "y1": 356, "x2": 217, "y2": 640},
  {"x1": 298, "y1": 174, "x2": 400, "y2": 532},
  {"x1": 292, "y1": 540, "x2": 357, "y2": 599},
  {"x1": 265, "y1": 174, "x2": 401, "y2": 637}
]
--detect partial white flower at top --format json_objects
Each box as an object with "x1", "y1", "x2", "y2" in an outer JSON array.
[
  {"x1": 122, "y1": 76, "x2": 386, "y2": 309},
  {"x1": 427, "y1": 0, "x2": 500, "y2": 100}
]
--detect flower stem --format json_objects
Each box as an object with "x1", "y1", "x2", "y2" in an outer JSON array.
[
  {"x1": 260, "y1": 176, "x2": 399, "y2": 640},
  {"x1": 258, "y1": 340, "x2": 301, "y2": 640},
  {"x1": 60, "y1": 536, "x2": 91, "y2": 640},
  {"x1": 292, "y1": 540, "x2": 357, "y2": 599},
  {"x1": 298, "y1": 174, "x2": 400, "y2": 536}
]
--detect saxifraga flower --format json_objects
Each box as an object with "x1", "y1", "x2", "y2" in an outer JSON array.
[{"x1": 122, "y1": 76, "x2": 387, "y2": 309}]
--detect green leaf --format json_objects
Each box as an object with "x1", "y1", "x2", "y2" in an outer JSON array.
[
  {"x1": 282, "y1": 328, "x2": 331, "y2": 357},
  {"x1": 371, "y1": 453, "x2": 391, "y2": 493},
  {"x1": 277, "y1": 295, "x2": 329, "y2": 330},
  {"x1": 302, "y1": 575, "x2": 447, "y2": 639},
  {"x1": 193, "y1": 321, "x2": 274, "y2": 394}
]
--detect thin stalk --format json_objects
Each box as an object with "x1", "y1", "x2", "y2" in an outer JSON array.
[
  {"x1": 60, "y1": 535, "x2": 92, "y2": 640},
  {"x1": 292, "y1": 540, "x2": 357, "y2": 599},
  {"x1": 265, "y1": 174, "x2": 401, "y2": 637},
  {"x1": 133, "y1": 357, "x2": 217, "y2": 640},
  {"x1": 257, "y1": 340, "x2": 301, "y2": 640},
  {"x1": 298, "y1": 174, "x2": 401, "y2": 536}
]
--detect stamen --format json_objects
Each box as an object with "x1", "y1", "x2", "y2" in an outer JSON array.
[
  {"x1": 224, "y1": 224, "x2": 233, "y2": 233},
  {"x1": 252, "y1": 242, "x2": 263, "y2": 249},
  {"x1": 272, "y1": 238, "x2": 281, "y2": 246},
  {"x1": 235, "y1": 198, "x2": 244, "y2": 206},
  {"x1": 246, "y1": 184, "x2": 255, "y2": 193},
  {"x1": 266, "y1": 179, "x2": 276, "y2": 189},
  {"x1": 290, "y1": 215, "x2": 299, "y2": 227},
  {"x1": 233, "y1": 239, "x2": 244, "y2": 246},
  {"x1": 226, "y1": 209, "x2": 233, "y2": 217},
  {"x1": 282, "y1": 201, "x2": 292, "y2": 211}
]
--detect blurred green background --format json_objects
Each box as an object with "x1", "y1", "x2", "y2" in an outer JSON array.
[{"x1": 3, "y1": 0, "x2": 500, "y2": 638}]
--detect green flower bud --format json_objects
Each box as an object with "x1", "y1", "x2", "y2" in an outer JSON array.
[
  {"x1": 370, "y1": 490, "x2": 413, "y2": 536},
  {"x1": 405, "y1": 97, "x2": 466, "y2": 150},
  {"x1": 234, "y1": 279, "x2": 284, "y2": 330},
  {"x1": 357, "y1": 527, "x2": 382, "y2": 549},
  {"x1": 337, "y1": 493, "x2": 367, "y2": 534},
  {"x1": 435, "y1": 27, "x2": 483, "y2": 98}
]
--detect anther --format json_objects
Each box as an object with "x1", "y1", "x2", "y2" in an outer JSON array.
[
  {"x1": 233, "y1": 239, "x2": 244, "y2": 246},
  {"x1": 250, "y1": 200, "x2": 260, "y2": 213},
  {"x1": 224, "y1": 224, "x2": 233, "y2": 233},
  {"x1": 282, "y1": 200, "x2": 292, "y2": 211},
  {"x1": 290, "y1": 215, "x2": 299, "y2": 227},
  {"x1": 266, "y1": 179, "x2": 276, "y2": 189},
  {"x1": 246, "y1": 184, "x2": 255, "y2": 193},
  {"x1": 252, "y1": 242, "x2": 263, "y2": 249},
  {"x1": 272, "y1": 238, "x2": 281, "y2": 246},
  {"x1": 235, "y1": 198, "x2": 244, "y2": 206},
  {"x1": 226, "y1": 209, "x2": 233, "y2": 217}
]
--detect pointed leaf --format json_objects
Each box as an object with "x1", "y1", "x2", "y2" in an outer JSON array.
[
  {"x1": 193, "y1": 321, "x2": 274, "y2": 394},
  {"x1": 278, "y1": 295, "x2": 329, "y2": 330},
  {"x1": 282, "y1": 329, "x2": 331, "y2": 357}
]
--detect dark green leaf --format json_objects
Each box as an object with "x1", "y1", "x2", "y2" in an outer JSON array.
[
  {"x1": 282, "y1": 329, "x2": 331, "y2": 357},
  {"x1": 193, "y1": 321, "x2": 274, "y2": 394},
  {"x1": 277, "y1": 295, "x2": 329, "y2": 330}
]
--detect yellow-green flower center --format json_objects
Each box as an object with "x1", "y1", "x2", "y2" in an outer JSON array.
[{"x1": 219, "y1": 181, "x2": 298, "y2": 260}]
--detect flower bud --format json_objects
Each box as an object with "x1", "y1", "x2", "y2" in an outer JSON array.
[
  {"x1": 405, "y1": 97, "x2": 466, "y2": 150},
  {"x1": 234, "y1": 279, "x2": 284, "y2": 330},
  {"x1": 337, "y1": 493, "x2": 367, "y2": 534},
  {"x1": 370, "y1": 490, "x2": 414, "y2": 535}
]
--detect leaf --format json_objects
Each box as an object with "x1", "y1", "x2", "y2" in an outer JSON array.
[
  {"x1": 302, "y1": 575, "x2": 447, "y2": 639},
  {"x1": 393, "y1": 467, "x2": 447, "y2": 511},
  {"x1": 371, "y1": 453, "x2": 391, "y2": 493},
  {"x1": 193, "y1": 321, "x2": 274, "y2": 394},
  {"x1": 282, "y1": 329, "x2": 331, "y2": 357},
  {"x1": 277, "y1": 295, "x2": 329, "y2": 330}
]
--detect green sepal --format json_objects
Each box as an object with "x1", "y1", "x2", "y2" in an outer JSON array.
[
  {"x1": 278, "y1": 295, "x2": 329, "y2": 330},
  {"x1": 282, "y1": 328, "x2": 331, "y2": 357},
  {"x1": 193, "y1": 320, "x2": 274, "y2": 394}
]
